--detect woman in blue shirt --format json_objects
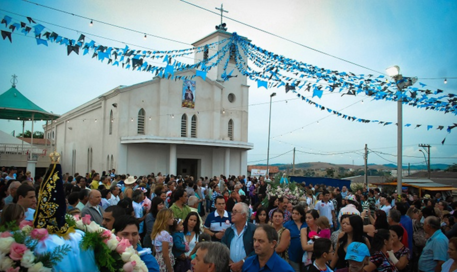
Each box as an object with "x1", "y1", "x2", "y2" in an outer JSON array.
[{"x1": 284, "y1": 205, "x2": 307, "y2": 272}]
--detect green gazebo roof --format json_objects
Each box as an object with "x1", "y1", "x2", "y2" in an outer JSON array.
[{"x1": 0, "y1": 86, "x2": 59, "y2": 121}]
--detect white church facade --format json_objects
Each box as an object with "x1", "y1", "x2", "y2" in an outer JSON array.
[{"x1": 45, "y1": 30, "x2": 253, "y2": 177}]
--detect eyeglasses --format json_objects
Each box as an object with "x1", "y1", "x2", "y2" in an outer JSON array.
[{"x1": 232, "y1": 210, "x2": 243, "y2": 215}]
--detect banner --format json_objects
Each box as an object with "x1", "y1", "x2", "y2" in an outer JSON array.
[
  {"x1": 182, "y1": 80, "x2": 196, "y2": 109},
  {"x1": 251, "y1": 169, "x2": 267, "y2": 176}
]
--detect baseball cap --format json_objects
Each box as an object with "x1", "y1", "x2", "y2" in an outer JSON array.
[{"x1": 345, "y1": 242, "x2": 370, "y2": 262}]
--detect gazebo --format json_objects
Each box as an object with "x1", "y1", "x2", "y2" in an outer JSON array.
[{"x1": 0, "y1": 75, "x2": 59, "y2": 177}]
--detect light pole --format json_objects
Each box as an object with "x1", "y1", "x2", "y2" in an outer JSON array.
[
  {"x1": 266, "y1": 92, "x2": 276, "y2": 180},
  {"x1": 419, "y1": 144, "x2": 431, "y2": 179},
  {"x1": 386, "y1": 65, "x2": 417, "y2": 196}
]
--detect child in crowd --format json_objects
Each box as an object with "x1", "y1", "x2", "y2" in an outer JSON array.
[
  {"x1": 308, "y1": 238, "x2": 334, "y2": 272},
  {"x1": 340, "y1": 242, "x2": 371, "y2": 272},
  {"x1": 188, "y1": 232, "x2": 212, "y2": 260},
  {"x1": 171, "y1": 219, "x2": 190, "y2": 272},
  {"x1": 316, "y1": 216, "x2": 331, "y2": 239}
]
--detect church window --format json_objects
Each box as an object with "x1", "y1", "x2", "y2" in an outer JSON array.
[
  {"x1": 203, "y1": 45, "x2": 209, "y2": 62},
  {"x1": 228, "y1": 93, "x2": 235, "y2": 103},
  {"x1": 191, "y1": 115, "x2": 197, "y2": 138},
  {"x1": 228, "y1": 119, "x2": 234, "y2": 141},
  {"x1": 110, "y1": 155, "x2": 114, "y2": 169},
  {"x1": 109, "y1": 110, "x2": 113, "y2": 135},
  {"x1": 138, "y1": 108, "x2": 145, "y2": 134},
  {"x1": 107, "y1": 155, "x2": 110, "y2": 170},
  {"x1": 181, "y1": 114, "x2": 187, "y2": 137},
  {"x1": 230, "y1": 43, "x2": 237, "y2": 63}
]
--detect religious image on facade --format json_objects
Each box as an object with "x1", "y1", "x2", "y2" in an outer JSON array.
[{"x1": 182, "y1": 80, "x2": 196, "y2": 108}]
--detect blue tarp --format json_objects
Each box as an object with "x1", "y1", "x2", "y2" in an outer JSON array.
[{"x1": 289, "y1": 176, "x2": 351, "y2": 189}]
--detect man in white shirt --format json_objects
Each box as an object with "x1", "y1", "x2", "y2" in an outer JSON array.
[
  {"x1": 15, "y1": 184, "x2": 37, "y2": 221},
  {"x1": 380, "y1": 196, "x2": 392, "y2": 216},
  {"x1": 315, "y1": 190, "x2": 336, "y2": 228},
  {"x1": 109, "y1": 186, "x2": 121, "y2": 206}
]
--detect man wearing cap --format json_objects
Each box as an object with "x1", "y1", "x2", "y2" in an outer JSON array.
[{"x1": 344, "y1": 242, "x2": 370, "y2": 272}]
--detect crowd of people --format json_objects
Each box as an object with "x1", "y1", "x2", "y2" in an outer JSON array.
[{"x1": 0, "y1": 166, "x2": 456, "y2": 272}]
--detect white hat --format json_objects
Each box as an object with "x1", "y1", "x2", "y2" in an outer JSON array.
[{"x1": 124, "y1": 176, "x2": 136, "y2": 185}]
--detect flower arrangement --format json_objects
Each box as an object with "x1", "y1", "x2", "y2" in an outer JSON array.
[
  {"x1": 262, "y1": 179, "x2": 306, "y2": 205},
  {"x1": 69, "y1": 214, "x2": 148, "y2": 272},
  {"x1": 0, "y1": 221, "x2": 71, "y2": 272}
]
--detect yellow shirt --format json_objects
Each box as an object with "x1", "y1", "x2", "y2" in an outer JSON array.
[{"x1": 91, "y1": 180, "x2": 99, "y2": 189}]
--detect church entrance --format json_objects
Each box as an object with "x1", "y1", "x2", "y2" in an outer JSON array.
[{"x1": 177, "y1": 158, "x2": 199, "y2": 178}]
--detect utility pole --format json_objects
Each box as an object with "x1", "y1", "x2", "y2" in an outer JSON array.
[
  {"x1": 419, "y1": 144, "x2": 431, "y2": 179},
  {"x1": 364, "y1": 144, "x2": 368, "y2": 188},
  {"x1": 292, "y1": 147, "x2": 296, "y2": 175}
]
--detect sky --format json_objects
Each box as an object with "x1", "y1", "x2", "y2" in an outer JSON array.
[{"x1": 0, "y1": 0, "x2": 456, "y2": 168}]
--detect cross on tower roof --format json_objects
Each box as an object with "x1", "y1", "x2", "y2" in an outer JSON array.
[
  {"x1": 215, "y1": 4, "x2": 228, "y2": 31},
  {"x1": 11, "y1": 74, "x2": 18, "y2": 88}
]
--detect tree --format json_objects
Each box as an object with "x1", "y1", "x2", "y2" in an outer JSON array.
[
  {"x1": 17, "y1": 130, "x2": 44, "y2": 139},
  {"x1": 326, "y1": 168, "x2": 335, "y2": 178},
  {"x1": 446, "y1": 164, "x2": 457, "y2": 172}
]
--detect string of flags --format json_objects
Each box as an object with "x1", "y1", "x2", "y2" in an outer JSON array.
[{"x1": 1, "y1": 13, "x2": 456, "y2": 140}]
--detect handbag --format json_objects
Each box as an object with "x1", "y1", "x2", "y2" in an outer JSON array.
[{"x1": 413, "y1": 221, "x2": 426, "y2": 247}]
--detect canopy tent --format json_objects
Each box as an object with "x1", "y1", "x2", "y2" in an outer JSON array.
[{"x1": 0, "y1": 82, "x2": 59, "y2": 162}]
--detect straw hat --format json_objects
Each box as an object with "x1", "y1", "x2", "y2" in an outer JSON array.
[{"x1": 124, "y1": 176, "x2": 136, "y2": 185}]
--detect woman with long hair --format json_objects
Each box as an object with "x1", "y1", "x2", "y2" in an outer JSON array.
[
  {"x1": 389, "y1": 225, "x2": 410, "y2": 272},
  {"x1": 151, "y1": 209, "x2": 175, "y2": 272},
  {"x1": 254, "y1": 206, "x2": 269, "y2": 225},
  {"x1": 271, "y1": 209, "x2": 291, "y2": 261},
  {"x1": 143, "y1": 197, "x2": 165, "y2": 248},
  {"x1": 331, "y1": 215, "x2": 370, "y2": 270},
  {"x1": 284, "y1": 205, "x2": 307, "y2": 272},
  {"x1": 364, "y1": 229, "x2": 397, "y2": 272},
  {"x1": 0, "y1": 203, "x2": 25, "y2": 230},
  {"x1": 374, "y1": 210, "x2": 390, "y2": 230},
  {"x1": 301, "y1": 210, "x2": 320, "y2": 266},
  {"x1": 183, "y1": 212, "x2": 202, "y2": 258}
]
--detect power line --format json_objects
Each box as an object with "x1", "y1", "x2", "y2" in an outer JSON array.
[
  {"x1": 22, "y1": 0, "x2": 192, "y2": 46},
  {"x1": 247, "y1": 149, "x2": 293, "y2": 164},
  {"x1": 180, "y1": 0, "x2": 385, "y2": 75}
]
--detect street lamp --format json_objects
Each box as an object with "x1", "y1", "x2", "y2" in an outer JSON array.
[
  {"x1": 386, "y1": 65, "x2": 417, "y2": 196},
  {"x1": 266, "y1": 92, "x2": 276, "y2": 180}
]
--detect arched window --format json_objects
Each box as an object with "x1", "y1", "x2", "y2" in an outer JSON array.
[
  {"x1": 109, "y1": 110, "x2": 113, "y2": 135},
  {"x1": 181, "y1": 114, "x2": 187, "y2": 137},
  {"x1": 228, "y1": 119, "x2": 234, "y2": 141},
  {"x1": 87, "y1": 148, "x2": 93, "y2": 173},
  {"x1": 230, "y1": 43, "x2": 237, "y2": 63},
  {"x1": 72, "y1": 150, "x2": 76, "y2": 175},
  {"x1": 191, "y1": 115, "x2": 197, "y2": 138},
  {"x1": 138, "y1": 108, "x2": 145, "y2": 134}
]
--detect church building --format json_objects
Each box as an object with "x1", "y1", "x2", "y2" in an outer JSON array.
[{"x1": 45, "y1": 29, "x2": 253, "y2": 177}]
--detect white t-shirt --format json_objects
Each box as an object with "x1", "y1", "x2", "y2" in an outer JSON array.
[
  {"x1": 315, "y1": 200, "x2": 335, "y2": 227},
  {"x1": 381, "y1": 205, "x2": 392, "y2": 216}
]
